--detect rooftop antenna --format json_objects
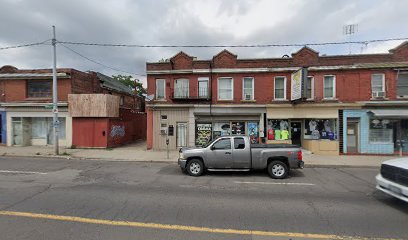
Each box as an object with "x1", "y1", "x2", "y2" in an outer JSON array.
[{"x1": 343, "y1": 24, "x2": 358, "y2": 54}]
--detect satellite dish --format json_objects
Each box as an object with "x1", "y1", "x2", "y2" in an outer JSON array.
[{"x1": 144, "y1": 94, "x2": 154, "y2": 101}]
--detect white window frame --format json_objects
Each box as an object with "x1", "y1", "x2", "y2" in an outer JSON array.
[
  {"x1": 371, "y1": 73, "x2": 385, "y2": 93},
  {"x1": 274, "y1": 76, "x2": 287, "y2": 100},
  {"x1": 198, "y1": 77, "x2": 209, "y2": 98},
  {"x1": 306, "y1": 76, "x2": 314, "y2": 100},
  {"x1": 323, "y1": 75, "x2": 336, "y2": 99},
  {"x1": 174, "y1": 78, "x2": 189, "y2": 98},
  {"x1": 156, "y1": 79, "x2": 166, "y2": 100},
  {"x1": 218, "y1": 77, "x2": 234, "y2": 101},
  {"x1": 242, "y1": 77, "x2": 254, "y2": 100}
]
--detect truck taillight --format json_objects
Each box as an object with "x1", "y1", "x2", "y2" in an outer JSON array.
[{"x1": 297, "y1": 151, "x2": 302, "y2": 161}]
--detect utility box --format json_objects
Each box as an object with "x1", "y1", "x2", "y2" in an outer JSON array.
[{"x1": 68, "y1": 94, "x2": 120, "y2": 117}]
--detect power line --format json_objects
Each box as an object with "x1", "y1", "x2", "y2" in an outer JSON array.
[
  {"x1": 58, "y1": 37, "x2": 408, "y2": 48},
  {"x1": 0, "y1": 40, "x2": 51, "y2": 50},
  {"x1": 60, "y1": 43, "x2": 146, "y2": 77}
]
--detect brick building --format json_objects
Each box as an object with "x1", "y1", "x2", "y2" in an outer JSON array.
[
  {"x1": 146, "y1": 42, "x2": 408, "y2": 155},
  {"x1": 0, "y1": 66, "x2": 145, "y2": 147}
]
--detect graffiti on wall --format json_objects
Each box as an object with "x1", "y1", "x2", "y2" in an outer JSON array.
[{"x1": 110, "y1": 125, "x2": 125, "y2": 138}]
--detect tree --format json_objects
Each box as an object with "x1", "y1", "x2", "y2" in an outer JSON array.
[{"x1": 112, "y1": 75, "x2": 147, "y2": 96}]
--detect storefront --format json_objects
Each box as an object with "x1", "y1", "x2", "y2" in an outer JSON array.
[
  {"x1": 343, "y1": 109, "x2": 408, "y2": 155},
  {"x1": 266, "y1": 103, "x2": 352, "y2": 155},
  {"x1": 194, "y1": 105, "x2": 265, "y2": 147}
]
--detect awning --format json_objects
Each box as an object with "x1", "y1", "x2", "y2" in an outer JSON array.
[{"x1": 368, "y1": 109, "x2": 408, "y2": 118}]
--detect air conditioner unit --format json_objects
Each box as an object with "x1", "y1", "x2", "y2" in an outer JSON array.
[
  {"x1": 245, "y1": 94, "x2": 252, "y2": 100},
  {"x1": 372, "y1": 91, "x2": 385, "y2": 98}
]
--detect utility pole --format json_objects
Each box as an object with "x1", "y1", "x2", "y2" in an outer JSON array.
[{"x1": 52, "y1": 26, "x2": 59, "y2": 155}]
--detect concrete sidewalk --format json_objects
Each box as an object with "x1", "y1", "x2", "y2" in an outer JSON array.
[{"x1": 0, "y1": 141, "x2": 396, "y2": 168}]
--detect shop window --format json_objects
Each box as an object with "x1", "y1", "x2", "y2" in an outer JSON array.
[
  {"x1": 218, "y1": 78, "x2": 233, "y2": 100},
  {"x1": 231, "y1": 122, "x2": 245, "y2": 135},
  {"x1": 156, "y1": 79, "x2": 165, "y2": 99},
  {"x1": 32, "y1": 117, "x2": 66, "y2": 139},
  {"x1": 27, "y1": 80, "x2": 52, "y2": 98},
  {"x1": 213, "y1": 122, "x2": 230, "y2": 139},
  {"x1": 369, "y1": 119, "x2": 393, "y2": 143},
  {"x1": 196, "y1": 123, "x2": 212, "y2": 147},
  {"x1": 248, "y1": 122, "x2": 259, "y2": 144},
  {"x1": 397, "y1": 73, "x2": 408, "y2": 97},
  {"x1": 213, "y1": 138, "x2": 231, "y2": 150},
  {"x1": 306, "y1": 76, "x2": 314, "y2": 99},
  {"x1": 304, "y1": 119, "x2": 336, "y2": 140},
  {"x1": 274, "y1": 77, "x2": 286, "y2": 100},
  {"x1": 267, "y1": 119, "x2": 290, "y2": 140},
  {"x1": 242, "y1": 77, "x2": 254, "y2": 100},
  {"x1": 323, "y1": 76, "x2": 336, "y2": 99},
  {"x1": 234, "y1": 137, "x2": 245, "y2": 149}
]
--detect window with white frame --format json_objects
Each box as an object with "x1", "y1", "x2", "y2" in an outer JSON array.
[
  {"x1": 198, "y1": 77, "x2": 209, "y2": 98},
  {"x1": 156, "y1": 79, "x2": 165, "y2": 99},
  {"x1": 306, "y1": 76, "x2": 314, "y2": 99},
  {"x1": 323, "y1": 75, "x2": 336, "y2": 99},
  {"x1": 242, "y1": 77, "x2": 254, "y2": 100},
  {"x1": 371, "y1": 74, "x2": 385, "y2": 96},
  {"x1": 274, "y1": 77, "x2": 286, "y2": 100},
  {"x1": 174, "y1": 78, "x2": 189, "y2": 98},
  {"x1": 397, "y1": 73, "x2": 408, "y2": 97},
  {"x1": 218, "y1": 77, "x2": 233, "y2": 100}
]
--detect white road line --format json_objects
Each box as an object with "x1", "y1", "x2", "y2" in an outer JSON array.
[
  {"x1": 0, "y1": 170, "x2": 48, "y2": 175},
  {"x1": 234, "y1": 181, "x2": 315, "y2": 186}
]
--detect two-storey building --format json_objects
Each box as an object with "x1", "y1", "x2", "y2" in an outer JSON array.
[
  {"x1": 0, "y1": 65, "x2": 144, "y2": 147},
  {"x1": 146, "y1": 42, "x2": 408, "y2": 155}
]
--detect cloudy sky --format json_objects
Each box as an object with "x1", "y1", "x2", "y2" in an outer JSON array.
[{"x1": 1, "y1": 0, "x2": 408, "y2": 86}]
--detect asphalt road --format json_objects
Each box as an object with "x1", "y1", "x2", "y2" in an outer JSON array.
[{"x1": 0, "y1": 156, "x2": 406, "y2": 240}]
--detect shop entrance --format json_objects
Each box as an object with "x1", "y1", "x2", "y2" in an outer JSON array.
[
  {"x1": 347, "y1": 120, "x2": 359, "y2": 153},
  {"x1": 176, "y1": 122, "x2": 188, "y2": 147},
  {"x1": 290, "y1": 122, "x2": 301, "y2": 146}
]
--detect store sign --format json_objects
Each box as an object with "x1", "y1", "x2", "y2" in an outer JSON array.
[
  {"x1": 291, "y1": 68, "x2": 308, "y2": 101},
  {"x1": 196, "y1": 123, "x2": 212, "y2": 147}
]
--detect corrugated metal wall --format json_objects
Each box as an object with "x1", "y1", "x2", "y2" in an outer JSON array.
[{"x1": 153, "y1": 108, "x2": 189, "y2": 150}]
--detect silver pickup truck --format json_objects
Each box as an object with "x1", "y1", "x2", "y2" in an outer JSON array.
[{"x1": 178, "y1": 136, "x2": 304, "y2": 179}]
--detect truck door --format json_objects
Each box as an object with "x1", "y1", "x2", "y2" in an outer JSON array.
[
  {"x1": 206, "y1": 138, "x2": 233, "y2": 168},
  {"x1": 232, "y1": 137, "x2": 251, "y2": 168}
]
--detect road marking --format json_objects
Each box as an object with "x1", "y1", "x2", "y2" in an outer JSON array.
[
  {"x1": 0, "y1": 170, "x2": 47, "y2": 175},
  {"x1": 234, "y1": 181, "x2": 315, "y2": 186},
  {"x1": 0, "y1": 210, "x2": 398, "y2": 240}
]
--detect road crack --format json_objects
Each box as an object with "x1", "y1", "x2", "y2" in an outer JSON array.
[{"x1": 1, "y1": 184, "x2": 52, "y2": 210}]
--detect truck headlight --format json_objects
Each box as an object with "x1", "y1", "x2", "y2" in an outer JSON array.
[{"x1": 179, "y1": 152, "x2": 185, "y2": 159}]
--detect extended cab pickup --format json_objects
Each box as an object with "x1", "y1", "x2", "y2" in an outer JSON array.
[{"x1": 178, "y1": 136, "x2": 304, "y2": 179}]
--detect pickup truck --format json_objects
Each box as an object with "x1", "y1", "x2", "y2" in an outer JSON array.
[{"x1": 178, "y1": 136, "x2": 304, "y2": 179}]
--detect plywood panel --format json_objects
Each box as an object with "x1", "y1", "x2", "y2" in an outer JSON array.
[{"x1": 68, "y1": 94, "x2": 119, "y2": 117}]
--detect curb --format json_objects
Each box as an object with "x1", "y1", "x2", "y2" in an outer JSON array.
[{"x1": 0, "y1": 154, "x2": 381, "y2": 168}]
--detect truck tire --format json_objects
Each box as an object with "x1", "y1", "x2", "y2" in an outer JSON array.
[
  {"x1": 267, "y1": 160, "x2": 288, "y2": 179},
  {"x1": 186, "y1": 159, "x2": 204, "y2": 177}
]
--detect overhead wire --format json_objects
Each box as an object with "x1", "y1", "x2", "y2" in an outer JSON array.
[
  {"x1": 0, "y1": 39, "x2": 51, "y2": 50},
  {"x1": 57, "y1": 37, "x2": 408, "y2": 48},
  {"x1": 59, "y1": 43, "x2": 146, "y2": 76}
]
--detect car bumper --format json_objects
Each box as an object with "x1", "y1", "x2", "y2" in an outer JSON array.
[
  {"x1": 178, "y1": 158, "x2": 187, "y2": 169},
  {"x1": 376, "y1": 174, "x2": 408, "y2": 202},
  {"x1": 298, "y1": 161, "x2": 304, "y2": 169}
]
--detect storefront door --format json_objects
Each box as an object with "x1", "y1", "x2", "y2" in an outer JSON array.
[
  {"x1": 176, "y1": 123, "x2": 187, "y2": 147},
  {"x1": 347, "y1": 121, "x2": 359, "y2": 153},
  {"x1": 290, "y1": 121, "x2": 301, "y2": 146},
  {"x1": 12, "y1": 120, "x2": 22, "y2": 146}
]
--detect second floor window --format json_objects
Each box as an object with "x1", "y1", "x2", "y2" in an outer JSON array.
[
  {"x1": 306, "y1": 76, "x2": 314, "y2": 99},
  {"x1": 274, "y1": 77, "x2": 286, "y2": 100},
  {"x1": 218, "y1": 77, "x2": 233, "y2": 100},
  {"x1": 371, "y1": 74, "x2": 385, "y2": 97},
  {"x1": 198, "y1": 77, "x2": 209, "y2": 98},
  {"x1": 174, "y1": 79, "x2": 189, "y2": 98},
  {"x1": 27, "y1": 80, "x2": 52, "y2": 98},
  {"x1": 397, "y1": 73, "x2": 408, "y2": 97},
  {"x1": 156, "y1": 79, "x2": 165, "y2": 100},
  {"x1": 242, "y1": 77, "x2": 254, "y2": 100},
  {"x1": 323, "y1": 75, "x2": 336, "y2": 99}
]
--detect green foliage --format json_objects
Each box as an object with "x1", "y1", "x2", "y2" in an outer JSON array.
[{"x1": 112, "y1": 75, "x2": 147, "y2": 96}]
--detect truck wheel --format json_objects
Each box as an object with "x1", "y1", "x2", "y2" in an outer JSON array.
[
  {"x1": 268, "y1": 161, "x2": 288, "y2": 179},
  {"x1": 186, "y1": 159, "x2": 204, "y2": 177}
]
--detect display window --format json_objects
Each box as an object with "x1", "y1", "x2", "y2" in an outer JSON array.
[
  {"x1": 304, "y1": 119, "x2": 337, "y2": 140},
  {"x1": 195, "y1": 123, "x2": 212, "y2": 147},
  {"x1": 369, "y1": 118, "x2": 393, "y2": 143},
  {"x1": 267, "y1": 119, "x2": 290, "y2": 140}
]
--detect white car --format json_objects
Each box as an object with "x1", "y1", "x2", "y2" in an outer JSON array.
[{"x1": 376, "y1": 158, "x2": 408, "y2": 202}]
